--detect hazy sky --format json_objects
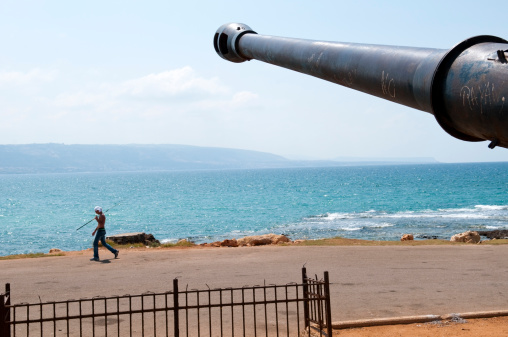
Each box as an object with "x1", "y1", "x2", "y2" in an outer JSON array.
[{"x1": 1, "y1": 0, "x2": 507, "y2": 163}]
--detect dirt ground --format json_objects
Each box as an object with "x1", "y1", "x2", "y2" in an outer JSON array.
[
  {"x1": 335, "y1": 316, "x2": 508, "y2": 337},
  {"x1": 4, "y1": 243, "x2": 508, "y2": 336}
]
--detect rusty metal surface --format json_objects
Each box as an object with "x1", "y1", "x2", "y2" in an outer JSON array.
[
  {"x1": 214, "y1": 23, "x2": 508, "y2": 149},
  {"x1": 433, "y1": 38, "x2": 508, "y2": 147}
]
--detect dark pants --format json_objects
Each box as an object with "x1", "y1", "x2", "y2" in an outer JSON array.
[{"x1": 93, "y1": 230, "x2": 117, "y2": 259}]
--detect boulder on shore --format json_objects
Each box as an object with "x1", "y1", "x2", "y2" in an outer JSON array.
[
  {"x1": 401, "y1": 234, "x2": 414, "y2": 241},
  {"x1": 450, "y1": 231, "x2": 481, "y2": 244},
  {"x1": 237, "y1": 234, "x2": 291, "y2": 247},
  {"x1": 107, "y1": 232, "x2": 160, "y2": 246},
  {"x1": 220, "y1": 239, "x2": 238, "y2": 247},
  {"x1": 49, "y1": 248, "x2": 62, "y2": 254}
]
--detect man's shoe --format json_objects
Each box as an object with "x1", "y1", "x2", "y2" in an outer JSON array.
[
  {"x1": 114, "y1": 251, "x2": 119, "y2": 259},
  {"x1": 90, "y1": 258, "x2": 99, "y2": 261}
]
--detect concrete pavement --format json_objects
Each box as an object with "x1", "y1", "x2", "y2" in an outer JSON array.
[{"x1": 1, "y1": 245, "x2": 508, "y2": 321}]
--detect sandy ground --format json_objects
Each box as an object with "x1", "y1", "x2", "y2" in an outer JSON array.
[
  {"x1": 335, "y1": 316, "x2": 508, "y2": 336},
  {"x1": 2, "y1": 244, "x2": 508, "y2": 335}
]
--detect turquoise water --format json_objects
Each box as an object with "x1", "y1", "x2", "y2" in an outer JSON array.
[{"x1": 1, "y1": 163, "x2": 507, "y2": 256}]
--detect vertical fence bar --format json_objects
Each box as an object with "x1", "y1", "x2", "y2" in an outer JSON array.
[
  {"x1": 129, "y1": 296, "x2": 132, "y2": 337},
  {"x1": 241, "y1": 288, "x2": 246, "y2": 337},
  {"x1": 317, "y1": 278, "x2": 324, "y2": 336},
  {"x1": 319, "y1": 276, "x2": 324, "y2": 329},
  {"x1": 196, "y1": 290, "x2": 201, "y2": 337},
  {"x1": 230, "y1": 288, "x2": 234, "y2": 337},
  {"x1": 52, "y1": 302, "x2": 56, "y2": 337},
  {"x1": 117, "y1": 297, "x2": 120, "y2": 337},
  {"x1": 22, "y1": 303, "x2": 25, "y2": 337},
  {"x1": 165, "y1": 293, "x2": 169, "y2": 337},
  {"x1": 173, "y1": 279, "x2": 179, "y2": 337},
  {"x1": 219, "y1": 289, "x2": 223, "y2": 337},
  {"x1": 274, "y1": 286, "x2": 279, "y2": 337},
  {"x1": 141, "y1": 294, "x2": 145, "y2": 337},
  {"x1": 285, "y1": 285, "x2": 289, "y2": 337},
  {"x1": 208, "y1": 288, "x2": 212, "y2": 337},
  {"x1": 92, "y1": 298, "x2": 96, "y2": 337},
  {"x1": 39, "y1": 301, "x2": 43, "y2": 337},
  {"x1": 263, "y1": 285, "x2": 268, "y2": 337},
  {"x1": 79, "y1": 299, "x2": 83, "y2": 337},
  {"x1": 66, "y1": 301, "x2": 70, "y2": 337},
  {"x1": 185, "y1": 289, "x2": 189, "y2": 337},
  {"x1": 324, "y1": 272, "x2": 332, "y2": 337},
  {"x1": 6, "y1": 284, "x2": 10, "y2": 329},
  {"x1": 153, "y1": 293, "x2": 156, "y2": 336},
  {"x1": 0, "y1": 283, "x2": 10, "y2": 337},
  {"x1": 252, "y1": 287, "x2": 257, "y2": 337},
  {"x1": 314, "y1": 281, "x2": 320, "y2": 325},
  {"x1": 301, "y1": 268, "x2": 309, "y2": 331},
  {"x1": 295, "y1": 284, "x2": 301, "y2": 336},
  {"x1": 104, "y1": 298, "x2": 108, "y2": 337}
]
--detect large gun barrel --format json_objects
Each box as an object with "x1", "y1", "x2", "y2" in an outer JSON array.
[{"x1": 214, "y1": 23, "x2": 508, "y2": 149}]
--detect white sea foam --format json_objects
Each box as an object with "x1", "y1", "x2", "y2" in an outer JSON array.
[
  {"x1": 341, "y1": 227, "x2": 362, "y2": 231},
  {"x1": 384, "y1": 213, "x2": 436, "y2": 219},
  {"x1": 372, "y1": 223, "x2": 395, "y2": 228},
  {"x1": 295, "y1": 204, "x2": 508, "y2": 238},
  {"x1": 475, "y1": 205, "x2": 508, "y2": 211},
  {"x1": 160, "y1": 238, "x2": 178, "y2": 244},
  {"x1": 485, "y1": 225, "x2": 503, "y2": 229},
  {"x1": 309, "y1": 213, "x2": 352, "y2": 220},
  {"x1": 439, "y1": 207, "x2": 476, "y2": 213},
  {"x1": 445, "y1": 213, "x2": 488, "y2": 219}
]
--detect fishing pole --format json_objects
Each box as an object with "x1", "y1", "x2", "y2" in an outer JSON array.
[{"x1": 76, "y1": 203, "x2": 121, "y2": 231}]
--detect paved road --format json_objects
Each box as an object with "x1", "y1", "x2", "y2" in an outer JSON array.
[{"x1": 2, "y1": 245, "x2": 508, "y2": 321}]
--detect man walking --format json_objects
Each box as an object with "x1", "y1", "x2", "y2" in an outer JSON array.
[{"x1": 91, "y1": 206, "x2": 119, "y2": 261}]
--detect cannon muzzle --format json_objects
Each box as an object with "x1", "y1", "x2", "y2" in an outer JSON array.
[{"x1": 214, "y1": 23, "x2": 508, "y2": 149}]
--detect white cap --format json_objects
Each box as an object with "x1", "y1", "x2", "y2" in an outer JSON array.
[{"x1": 94, "y1": 206, "x2": 102, "y2": 213}]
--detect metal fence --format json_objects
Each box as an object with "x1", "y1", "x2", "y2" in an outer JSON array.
[{"x1": 0, "y1": 268, "x2": 331, "y2": 337}]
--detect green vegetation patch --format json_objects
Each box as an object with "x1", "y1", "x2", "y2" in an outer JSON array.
[
  {"x1": 297, "y1": 237, "x2": 472, "y2": 246},
  {"x1": 0, "y1": 252, "x2": 65, "y2": 260},
  {"x1": 161, "y1": 240, "x2": 196, "y2": 248},
  {"x1": 481, "y1": 239, "x2": 508, "y2": 245},
  {"x1": 100, "y1": 240, "x2": 146, "y2": 248}
]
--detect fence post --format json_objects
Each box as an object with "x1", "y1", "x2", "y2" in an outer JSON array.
[
  {"x1": 324, "y1": 272, "x2": 332, "y2": 336},
  {"x1": 301, "y1": 267, "x2": 309, "y2": 330},
  {"x1": 0, "y1": 283, "x2": 11, "y2": 337},
  {"x1": 173, "y1": 278, "x2": 179, "y2": 337}
]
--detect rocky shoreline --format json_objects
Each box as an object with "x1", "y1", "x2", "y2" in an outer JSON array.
[
  {"x1": 105, "y1": 230, "x2": 508, "y2": 248},
  {"x1": 476, "y1": 230, "x2": 508, "y2": 240},
  {"x1": 32, "y1": 229, "x2": 508, "y2": 257},
  {"x1": 196, "y1": 234, "x2": 294, "y2": 247},
  {"x1": 107, "y1": 232, "x2": 160, "y2": 246}
]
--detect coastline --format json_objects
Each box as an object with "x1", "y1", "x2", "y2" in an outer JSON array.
[{"x1": 3, "y1": 235, "x2": 508, "y2": 260}]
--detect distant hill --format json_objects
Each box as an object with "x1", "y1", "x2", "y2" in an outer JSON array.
[{"x1": 0, "y1": 144, "x2": 438, "y2": 174}]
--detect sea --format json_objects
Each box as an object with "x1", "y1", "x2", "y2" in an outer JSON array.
[{"x1": 1, "y1": 162, "x2": 507, "y2": 256}]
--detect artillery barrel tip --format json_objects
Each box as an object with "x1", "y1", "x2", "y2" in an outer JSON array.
[{"x1": 213, "y1": 23, "x2": 256, "y2": 63}]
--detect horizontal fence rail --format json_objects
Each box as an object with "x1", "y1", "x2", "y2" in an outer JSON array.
[{"x1": 1, "y1": 268, "x2": 331, "y2": 336}]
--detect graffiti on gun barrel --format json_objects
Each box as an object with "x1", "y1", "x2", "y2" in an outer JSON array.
[
  {"x1": 381, "y1": 71, "x2": 396, "y2": 98},
  {"x1": 460, "y1": 83, "x2": 506, "y2": 114}
]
